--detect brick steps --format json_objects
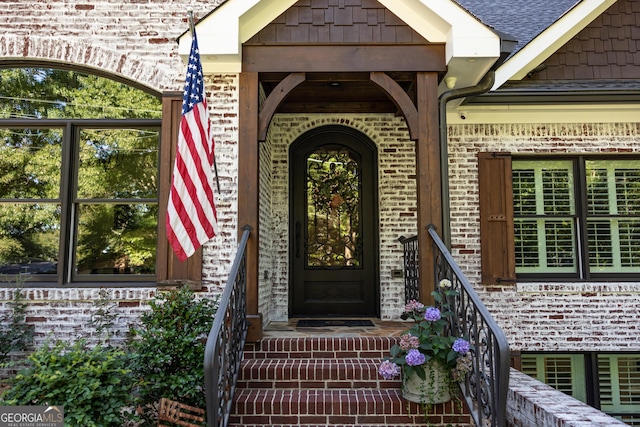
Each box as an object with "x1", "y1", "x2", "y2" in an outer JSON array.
[
  {"x1": 231, "y1": 388, "x2": 429, "y2": 426},
  {"x1": 237, "y1": 358, "x2": 397, "y2": 389},
  {"x1": 241, "y1": 336, "x2": 398, "y2": 360},
  {"x1": 229, "y1": 336, "x2": 470, "y2": 427}
]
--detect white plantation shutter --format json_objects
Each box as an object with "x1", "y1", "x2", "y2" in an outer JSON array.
[
  {"x1": 512, "y1": 160, "x2": 577, "y2": 274},
  {"x1": 521, "y1": 354, "x2": 587, "y2": 403},
  {"x1": 598, "y1": 354, "x2": 640, "y2": 425},
  {"x1": 586, "y1": 160, "x2": 640, "y2": 274}
]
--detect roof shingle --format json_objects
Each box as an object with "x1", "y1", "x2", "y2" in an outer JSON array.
[{"x1": 453, "y1": 0, "x2": 581, "y2": 56}]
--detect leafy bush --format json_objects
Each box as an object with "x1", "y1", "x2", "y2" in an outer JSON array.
[
  {"x1": 128, "y1": 286, "x2": 218, "y2": 419},
  {"x1": 1, "y1": 340, "x2": 135, "y2": 427},
  {"x1": 89, "y1": 287, "x2": 119, "y2": 342},
  {"x1": 0, "y1": 275, "x2": 34, "y2": 363},
  {"x1": 1, "y1": 286, "x2": 218, "y2": 426}
]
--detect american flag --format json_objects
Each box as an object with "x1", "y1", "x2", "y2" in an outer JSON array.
[{"x1": 166, "y1": 31, "x2": 218, "y2": 261}]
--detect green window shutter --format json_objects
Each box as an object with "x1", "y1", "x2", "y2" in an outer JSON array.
[
  {"x1": 521, "y1": 354, "x2": 587, "y2": 403},
  {"x1": 512, "y1": 160, "x2": 577, "y2": 274},
  {"x1": 478, "y1": 152, "x2": 516, "y2": 285},
  {"x1": 586, "y1": 160, "x2": 640, "y2": 274},
  {"x1": 598, "y1": 354, "x2": 640, "y2": 420}
]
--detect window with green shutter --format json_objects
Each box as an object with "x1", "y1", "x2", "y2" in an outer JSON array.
[
  {"x1": 521, "y1": 353, "x2": 587, "y2": 402},
  {"x1": 492, "y1": 156, "x2": 640, "y2": 280},
  {"x1": 512, "y1": 161, "x2": 577, "y2": 274},
  {"x1": 598, "y1": 354, "x2": 640, "y2": 425},
  {"x1": 522, "y1": 352, "x2": 640, "y2": 426}
]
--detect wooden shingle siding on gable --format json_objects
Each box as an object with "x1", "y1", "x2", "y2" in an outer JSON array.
[
  {"x1": 246, "y1": 0, "x2": 428, "y2": 44},
  {"x1": 530, "y1": 0, "x2": 640, "y2": 80}
]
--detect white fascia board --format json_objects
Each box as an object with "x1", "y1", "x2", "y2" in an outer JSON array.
[
  {"x1": 447, "y1": 103, "x2": 640, "y2": 125},
  {"x1": 178, "y1": 0, "x2": 297, "y2": 73},
  {"x1": 239, "y1": 0, "x2": 298, "y2": 43},
  {"x1": 377, "y1": 0, "x2": 450, "y2": 43},
  {"x1": 180, "y1": 0, "x2": 501, "y2": 75},
  {"x1": 493, "y1": 0, "x2": 617, "y2": 90}
]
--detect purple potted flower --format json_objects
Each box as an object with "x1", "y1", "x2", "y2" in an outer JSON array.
[{"x1": 378, "y1": 279, "x2": 472, "y2": 404}]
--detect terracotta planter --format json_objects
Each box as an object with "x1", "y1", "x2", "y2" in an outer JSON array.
[{"x1": 402, "y1": 360, "x2": 452, "y2": 404}]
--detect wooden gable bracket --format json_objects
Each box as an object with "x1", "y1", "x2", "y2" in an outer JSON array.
[
  {"x1": 258, "y1": 72, "x2": 306, "y2": 142},
  {"x1": 370, "y1": 72, "x2": 419, "y2": 141}
]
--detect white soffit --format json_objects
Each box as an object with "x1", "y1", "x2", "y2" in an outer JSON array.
[
  {"x1": 447, "y1": 104, "x2": 640, "y2": 125},
  {"x1": 493, "y1": 0, "x2": 617, "y2": 90},
  {"x1": 180, "y1": 0, "x2": 502, "y2": 79}
]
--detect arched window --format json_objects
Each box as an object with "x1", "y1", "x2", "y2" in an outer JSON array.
[{"x1": 0, "y1": 67, "x2": 162, "y2": 285}]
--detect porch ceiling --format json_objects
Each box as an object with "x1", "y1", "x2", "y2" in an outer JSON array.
[{"x1": 260, "y1": 72, "x2": 417, "y2": 114}]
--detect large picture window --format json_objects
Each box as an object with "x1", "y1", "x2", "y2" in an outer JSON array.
[{"x1": 0, "y1": 68, "x2": 162, "y2": 285}]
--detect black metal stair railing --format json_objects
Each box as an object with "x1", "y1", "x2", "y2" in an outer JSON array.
[
  {"x1": 398, "y1": 234, "x2": 419, "y2": 303},
  {"x1": 204, "y1": 225, "x2": 252, "y2": 427},
  {"x1": 428, "y1": 225, "x2": 510, "y2": 427},
  {"x1": 400, "y1": 227, "x2": 510, "y2": 427}
]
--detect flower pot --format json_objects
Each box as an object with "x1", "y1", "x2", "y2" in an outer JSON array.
[{"x1": 402, "y1": 360, "x2": 452, "y2": 404}]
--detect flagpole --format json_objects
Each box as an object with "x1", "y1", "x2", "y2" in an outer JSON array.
[
  {"x1": 188, "y1": 9, "x2": 195, "y2": 36},
  {"x1": 187, "y1": 10, "x2": 222, "y2": 196}
]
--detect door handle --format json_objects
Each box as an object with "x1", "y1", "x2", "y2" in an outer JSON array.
[{"x1": 295, "y1": 221, "x2": 301, "y2": 258}]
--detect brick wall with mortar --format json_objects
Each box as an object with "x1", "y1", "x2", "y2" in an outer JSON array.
[
  {"x1": 447, "y1": 122, "x2": 640, "y2": 352},
  {"x1": 0, "y1": 0, "x2": 225, "y2": 92},
  {"x1": 258, "y1": 106, "x2": 275, "y2": 323},
  {"x1": 507, "y1": 368, "x2": 629, "y2": 426}
]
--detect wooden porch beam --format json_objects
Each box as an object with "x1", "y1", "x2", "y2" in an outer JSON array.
[
  {"x1": 238, "y1": 71, "x2": 263, "y2": 341},
  {"x1": 370, "y1": 72, "x2": 419, "y2": 140},
  {"x1": 258, "y1": 72, "x2": 306, "y2": 141},
  {"x1": 415, "y1": 72, "x2": 442, "y2": 306},
  {"x1": 243, "y1": 44, "x2": 446, "y2": 73}
]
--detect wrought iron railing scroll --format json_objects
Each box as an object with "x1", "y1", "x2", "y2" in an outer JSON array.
[
  {"x1": 204, "y1": 225, "x2": 252, "y2": 427},
  {"x1": 398, "y1": 235, "x2": 419, "y2": 303},
  {"x1": 427, "y1": 225, "x2": 510, "y2": 427}
]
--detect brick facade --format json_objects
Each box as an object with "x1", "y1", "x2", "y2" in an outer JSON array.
[
  {"x1": 0, "y1": 0, "x2": 639, "y2": 358},
  {"x1": 0, "y1": 0, "x2": 225, "y2": 92},
  {"x1": 448, "y1": 122, "x2": 640, "y2": 352}
]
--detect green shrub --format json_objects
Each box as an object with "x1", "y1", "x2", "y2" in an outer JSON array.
[
  {"x1": 128, "y1": 286, "x2": 218, "y2": 418},
  {"x1": 1, "y1": 340, "x2": 134, "y2": 427},
  {"x1": 0, "y1": 275, "x2": 34, "y2": 363},
  {"x1": 89, "y1": 287, "x2": 119, "y2": 343}
]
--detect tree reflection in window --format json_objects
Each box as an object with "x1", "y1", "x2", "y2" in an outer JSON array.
[
  {"x1": 0, "y1": 67, "x2": 161, "y2": 281},
  {"x1": 306, "y1": 146, "x2": 361, "y2": 268}
]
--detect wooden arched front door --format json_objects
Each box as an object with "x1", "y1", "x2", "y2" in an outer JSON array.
[{"x1": 290, "y1": 126, "x2": 379, "y2": 317}]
